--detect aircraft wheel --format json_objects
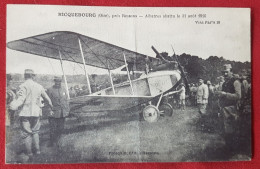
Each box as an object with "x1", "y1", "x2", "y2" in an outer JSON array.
[
  {"x1": 159, "y1": 103, "x2": 173, "y2": 117},
  {"x1": 143, "y1": 105, "x2": 159, "y2": 123}
]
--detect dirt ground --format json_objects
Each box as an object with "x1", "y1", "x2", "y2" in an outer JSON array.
[{"x1": 5, "y1": 106, "x2": 251, "y2": 164}]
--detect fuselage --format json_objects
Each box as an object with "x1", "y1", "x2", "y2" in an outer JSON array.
[
  {"x1": 69, "y1": 70, "x2": 181, "y2": 112},
  {"x1": 90, "y1": 70, "x2": 181, "y2": 97}
]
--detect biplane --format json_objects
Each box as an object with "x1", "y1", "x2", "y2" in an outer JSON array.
[{"x1": 7, "y1": 31, "x2": 189, "y2": 122}]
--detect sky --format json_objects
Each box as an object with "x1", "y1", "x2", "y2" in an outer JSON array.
[{"x1": 6, "y1": 5, "x2": 251, "y2": 75}]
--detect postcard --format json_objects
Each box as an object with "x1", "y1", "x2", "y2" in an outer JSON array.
[{"x1": 6, "y1": 5, "x2": 251, "y2": 163}]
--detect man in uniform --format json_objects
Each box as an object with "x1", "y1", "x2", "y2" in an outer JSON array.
[
  {"x1": 196, "y1": 78, "x2": 209, "y2": 115},
  {"x1": 240, "y1": 70, "x2": 249, "y2": 100},
  {"x1": 216, "y1": 64, "x2": 241, "y2": 148},
  {"x1": 190, "y1": 83, "x2": 197, "y2": 106},
  {"x1": 6, "y1": 74, "x2": 16, "y2": 127},
  {"x1": 47, "y1": 76, "x2": 70, "y2": 146},
  {"x1": 207, "y1": 81, "x2": 215, "y2": 114},
  {"x1": 9, "y1": 69, "x2": 53, "y2": 157}
]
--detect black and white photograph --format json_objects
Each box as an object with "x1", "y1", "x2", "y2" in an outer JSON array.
[{"x1": 5, "y1": 5, "x2": 251, "y2": 163}]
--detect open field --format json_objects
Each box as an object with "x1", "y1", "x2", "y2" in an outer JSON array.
[{"x1": 6, "y1": 106, "x2": 251, "y2": 163}]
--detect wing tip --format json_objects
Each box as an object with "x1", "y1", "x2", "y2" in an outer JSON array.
[{"x1": 6, "y1": 41, "x2": 16, "y2": 50}]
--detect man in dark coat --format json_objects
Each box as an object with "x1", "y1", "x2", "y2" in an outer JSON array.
[
  {"x1": 216, "y1": 64, "x2": 242, "y2": 150},
  {"x1": 6, "y1": 74, "x2": 16, "y2": 127},
  {"x1": 47, "y1": 76, "x2": 70, "y2": 146}
]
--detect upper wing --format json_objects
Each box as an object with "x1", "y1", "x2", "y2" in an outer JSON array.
[{"x1": 7, "y1": 31, "x2": 160, "y2": 70}]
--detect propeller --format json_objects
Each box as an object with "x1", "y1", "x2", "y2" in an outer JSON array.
[
  {"x1": 171, "y1": 45, "x2": 190, "y2": 94},
  {"x1": 151, "y1": 45, "x2": 190, "y2": 94}
]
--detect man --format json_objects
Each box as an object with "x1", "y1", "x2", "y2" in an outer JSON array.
[
  {"x1": 216, "y1": 64, "x2": 241, "y2": 147},
  {"x1": 190, "y1": 83, "x2": 197, "y2": 106},
  {"x1": 215, "y1": 76, "x2": 225, "y2": 92},
  {"x1": 177, "y1": 83, "x2": 186, "y2": 110},
  {"x1": 196, "y1": 78, "x2": 209, "y2": 115},
  {"x1": 6, "y1": 74, "x2": 17, "y2": 147},
  {"x1": 207, "y1": 81, "x2": 215, "y2": 113},
  {"x1": 6, "y1": 74, "x2": 16, "y2": 127},
  {"x1": 74, "y1": 85, "x2": 80, "y2": 96},
  {"x1": 47, "y1": 76, "x2": 70, "y2": 146},
  {"x1": 240, "y1": 70, "x2": 249, "y2": 100},
  {"x1": 9, "y1": 69, "x2": 53, "y2": 157},
  {"x1": 69, "y1": 87, "x2": 76, "y2": 98}
]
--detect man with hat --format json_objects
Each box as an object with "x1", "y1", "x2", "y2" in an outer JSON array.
[
  {"x1": 46, "y1": 76, "x2": 70, "y2": 146},
  {"x1": 9, "y1": 69, "x2": 53, "y2": 157},
  {"x1": 196, "y1": 78, "x2": 209, "y2": 115},
  {"x1": 216, "y1": 64, "x2": 242, "y2": 147}
]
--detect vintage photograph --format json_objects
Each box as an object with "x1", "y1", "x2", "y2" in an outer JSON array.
[{"x1": 6, "y1": 5, "x2": 251, "y2": 163}]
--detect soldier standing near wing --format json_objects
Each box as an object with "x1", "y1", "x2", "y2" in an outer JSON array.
[
  {"x1": 47, "y1": 76, "x2": 70, "y2": 146},
  {"x1": 9, "y1": 69, "x2": 53, "y2": 157},
  {"x1": 215, "y1": 64, "x2": 242, "y2": 149}
]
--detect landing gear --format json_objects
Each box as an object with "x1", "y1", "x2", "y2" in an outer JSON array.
[
  {"x1": 159, "y1": 103, "x2": 173, "y2": 117},
  {"x1": 143, "y1": 105, "x2": 159, "y2": 123},
  {"x1": 142, "y1": 93, "x2": 173, "y2": 122}
]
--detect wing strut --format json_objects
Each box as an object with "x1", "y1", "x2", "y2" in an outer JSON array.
[
  {"x1": 78, "y1": 38, "x2": 92, "y2": 94},
  {"x1": 108, "y1": 63, "x2": 116, "y2": 95},
  {"x1": 58, "y1": 50, "x2": 70, "y2": 99},
  {"x1": 123, "y1": 53, "x2": 134, "y2": 95}
]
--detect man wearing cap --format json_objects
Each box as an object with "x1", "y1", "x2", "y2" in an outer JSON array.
[
  {"x1": 47, "y1": 76, "x2": 70, "y2": 146},
  {"x1": 216, "y1": 64, "x2": 241, "y2": 147},
  {"x1": 196, "y1": 78, "x2": 209, "y2": 115},
  {"x1": 9, "y1": 69, "x2": 53, "y2": 157}
]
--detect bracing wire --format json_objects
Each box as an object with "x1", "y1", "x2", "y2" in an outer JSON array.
[{"x1": 47, "y1": 57, "x2": 57, "y2": 75}]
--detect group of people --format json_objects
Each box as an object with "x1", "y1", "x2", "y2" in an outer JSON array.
[
  {"x1": 6, "y1": 64, "x2": 251, "y2": 161},
  {"x1": 175, "y1": 77, "x2": 211, "y2": 113},
  {"x1": 187, "y1": 77, "x2": 225, "y2": 109},
  {"x1": 175, "y1": 64, "x2": 251, "y2": 149},
  {"x1": 177, "y1": 64, "x2": 250, "y2": 115},
  {"x1": 6, "y1": 69, "x2": 70, "y2": 161}
]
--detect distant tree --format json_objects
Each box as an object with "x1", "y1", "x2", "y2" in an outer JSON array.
[{"x1": 178, "y1": 54, "x2": 205, "y2": 82}]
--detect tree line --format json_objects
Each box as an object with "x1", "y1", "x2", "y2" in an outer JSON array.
[
  {"x1": 8, "y1": 54, "x2": 251, "y2": 88},
  {"x1": 177, "y1": 54, "x2": 251, "y2": 84}
]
